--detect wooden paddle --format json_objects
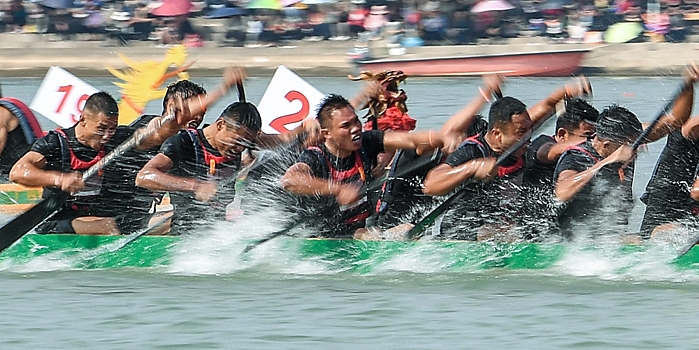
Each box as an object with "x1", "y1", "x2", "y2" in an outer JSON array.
[
  {"x1": 241, "y1": 148, "x2": 443, "y2": 254},
  {"x1": 0, "y1": 113, "x2": 178, "y2": 253},
  {"x1": 406, "y1": 99, "x2": 566, "y2": 241}
]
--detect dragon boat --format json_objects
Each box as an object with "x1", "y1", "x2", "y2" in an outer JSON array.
[
  {"x1": 2, "y1": 233, "x2": 699, "y2": 272},
  {"x1": 0, "y1": 184, "x2": 42, "y2": 214}
]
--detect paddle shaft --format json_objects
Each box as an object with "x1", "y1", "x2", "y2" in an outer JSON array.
[
  {"x1": 241, "y1": 149, "x2": 442, "y2": 254},
  {"x1": 631, "y1": 81, "x2": 688, "y2": 151},
  {"x1": 0, "y1": 114, "x2": 177, "y2": 253},
  {"x1": 237, "y1": 81, "x2": 246, "y2": 103},
  {"x1": 406, "y1": 99, "x2": 566, "y2": 240}
]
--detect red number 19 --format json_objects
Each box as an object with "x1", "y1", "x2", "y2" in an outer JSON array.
[{"x1": 56, "y1": 85, "x2": 89, "y2": 123}]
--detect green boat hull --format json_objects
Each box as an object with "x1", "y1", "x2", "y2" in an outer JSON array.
[{"x1": 2, "y1": 234, "x2": 699, "y2": 271}]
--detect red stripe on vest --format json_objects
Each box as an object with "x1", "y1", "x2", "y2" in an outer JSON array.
[
  {"x1": 462, "y1": 135, "x2": 524, "y2": 177},
  {"x1": 564, "y1": 141, "x2": 600, "y2": 163},
  {"x1": 54, "y1": 129, "x2": 106, "y2": 171},
  {"x1": 308, "y1": 146, "x2": 366, "y2": 182}
]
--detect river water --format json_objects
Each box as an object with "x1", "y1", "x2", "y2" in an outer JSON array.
[{"x1": 2, "y1": 75, "x2": 699, "y2": 349}]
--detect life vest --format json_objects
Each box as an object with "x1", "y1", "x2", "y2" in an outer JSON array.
[
  {"x1": 559, "y1": 141, "x2": 601, "y2": 164},
  {"x1": 375, "y1": 148, "x2": 443, "y2": 214},
  {"x1": 460, "y1": 134, "x2": 524, "y2": 177},
  {"x1": 307, "y1": 145, "x2": 373, "y2": 225},
  {"x1": 186, "y1": 129, "x2": 240, "y2": 179},
  {"x1": 51, "y1": 128, "x2": 105, "y2": 200},
  {"x1": 0, "y1": 97, "x2": 43, "y2": 145}
]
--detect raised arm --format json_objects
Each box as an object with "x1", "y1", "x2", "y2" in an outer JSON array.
[
  {"x1": 439, "y1": 75, "x2": 503, "y2": 153},
  {"x1": 644, "y1": 64, "x2": 699, "y2": 142},
  {"x1": 527, "y1": 76, "x2": 592, "y2": 124},
  {"x1": 189, "y1": 66, "x2": 247, "y2": 117},
  {"x1": 382, "y1": 129, "x2": 445, "y2": 154}
]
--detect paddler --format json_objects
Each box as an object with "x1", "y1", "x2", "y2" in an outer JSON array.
[
  {"x1": 9, "y1": 91, "x2": 199, "y2": 235},
  {"x1": 281, "y1": 93, "x2": 447, "y2": 240},
  {"x1": 135, "y1": 96, "x2": 319, "y2": 234},
  {"x1": 374, "y1": 75, "x2": 502, "y2": 229},
  {"x1": 92, "y1": 75, "x2": 224, "y2": 235},
  {"x1": 421, "y1": 78, "x2": 588, "y2": 242},
  {"x1": 0, "y1": 94, "x2": 43, "y2": 181},
  {"x1": 644, "y1": 114, "x2": 699, "y2": 237},
  {"x1": 555, "y1": 64, "x2": 699, "y2": 240}
]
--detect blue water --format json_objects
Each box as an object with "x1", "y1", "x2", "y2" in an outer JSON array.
[{"x1": 2, "y1": 74, "x2": 699, "y2": 349}]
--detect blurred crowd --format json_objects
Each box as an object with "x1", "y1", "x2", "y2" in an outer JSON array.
[{"x1": 1, "y1": 0, "x2": 697, "y2": 47}]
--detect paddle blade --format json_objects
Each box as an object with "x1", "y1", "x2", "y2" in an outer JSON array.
[
  {"x1": 406, "y1": 189, "x2": 467, "y2": 240},
  {"x1": 0, "y1": 192, "x2": 69, "y2": 252}
]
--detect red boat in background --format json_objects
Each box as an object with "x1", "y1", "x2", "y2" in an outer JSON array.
[{"x1": 354, "y1": 48, "x2": 590, "y2": 77}]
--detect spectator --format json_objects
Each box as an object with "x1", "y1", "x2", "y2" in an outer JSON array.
[
  {"x1": 347, "y1": 0, "x2": 368, "y2": 37},
  {"x1": 159, "y1": 15, "x2": 198, "y2": 46},
  {"x1": 420, "y1": 4, "x2": 447, "y2": 43},
  {"x1": 3, "y1": 0, "x2": 27, "y2": 32},
  {"x1": 364, "y1": 5, "x2": 388, "y2": 39}
]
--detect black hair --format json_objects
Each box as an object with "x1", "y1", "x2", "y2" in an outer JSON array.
[
  {"x1": 466, "y1": 114, "x2": 488, "y2": 137},
  {"x1": 488, "y1": 96, "x2": 527, "y2": 131},
  {"x1": 83, "y1": 91, "x2": 119, "y2": 118},
  {"x1": 162, "y1": 80, "x2": 207, "y2": 114},
  {"x1": 317, "y1": 94, "x2": 353, "y2": 129},
  {"x1": 219, "y1": 102, "x2": 262, "y2": 133},
  {"x1": 597, "y1": 104, "x2": 642, "y2": 144},
  {"x1": 556, "y1": 97, "x2": 599, "y2": 132}
]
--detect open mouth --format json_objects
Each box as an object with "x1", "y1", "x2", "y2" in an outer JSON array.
[{"x1": 351, "y1": 134, "x2": 361, "y2": 142}]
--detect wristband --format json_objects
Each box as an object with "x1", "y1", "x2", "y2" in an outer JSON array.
[
  {"x1": 479, "y1": 87, "x2": 492, "y2": 102},
  {"x1": 198, "y1": 95, "x2": 206, "y2": 113}
]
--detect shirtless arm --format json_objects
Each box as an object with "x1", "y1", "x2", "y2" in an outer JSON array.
[
  {"x1": 681, "y1": 115, "x2": 699, "y2": 140},
  {"x1": 9, "y1": 151, "x2": 83, "y2": 192},
  {"x1": 0, "y1": 106, "x2": 14, "y2": 156},
  {"x1": 536, "y1": 140, "x2": 582, "y2": 164},
  {"x1": 527, "y1": 76, "x2": 592, "y2": 124},
  {"x1": 690, "y1": 176, "x2": 699, "y2": 201},
  {"x1": 135, "y1": 153, "x2": 216, "y2": 202},
  {"x1": 281, "y1": 162, "x2": 362, "y2": 206},
  {"x1": 382, "y1": 129, "x2": 445, "y2": 154},
  {"x1": 439, "y1": 75, "x2": 503, "y2": 153},
  {"x1": 643, "y1": 65, "x2": 699, "y2": 142},
  {"x1": 188, "y1": 66, "x2": 247, "y2": 117},
  {"x1": 422, "y1": 158, "x2": 497, "y2": 196},
  {"x1": 554, "y1": 145, "x2": 634, "y2": 202},
  {"x1": 256, "y1": 118, "x2": 321, "y2": 149}
]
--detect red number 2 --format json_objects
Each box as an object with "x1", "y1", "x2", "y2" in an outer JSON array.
[{"x1": 269, "y1": 91, "x2": 310, "y2": 134}]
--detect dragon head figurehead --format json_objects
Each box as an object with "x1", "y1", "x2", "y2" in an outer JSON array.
[
  {"x1": 349, "y1": 70, "x2": 415, "y2": 132},
  {"x1": 107, "y1": 45, "x2": 194, "y2": 125}
]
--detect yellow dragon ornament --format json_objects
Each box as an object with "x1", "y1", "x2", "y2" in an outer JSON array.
[{"x1": 107, "y1": 45, "x2": 194, "y2": 125}]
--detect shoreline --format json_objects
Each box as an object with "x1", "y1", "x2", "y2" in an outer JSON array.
[{"x1": 0, "y1": 34, "x2": 697, "y2": 78}]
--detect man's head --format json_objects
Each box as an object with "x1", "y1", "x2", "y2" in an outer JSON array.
[
  {"x1": 163, "y1": 80, "x2": 207, "y2": 128},
  {"x1": 77, "y1": 91, "x2": 119, "y2": 150},
  {"x1": 554, "y1": 98, "x2": 598, "y2": 143},
  {"x1": 487, "y1": 96, "x2": 532, "y2": 155},
  {"x1": 317, "y1": 94, "x2": 363, "y2": 154},
  {"x1": 594, "y1": 104, "x2": 642, "y2": 157},
  {"x1": 212, "y1": 102, "x2": 262, "y2": 158},
  {"x1": 466, "y1": 114, "x2": 488, "y2": 137}
]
